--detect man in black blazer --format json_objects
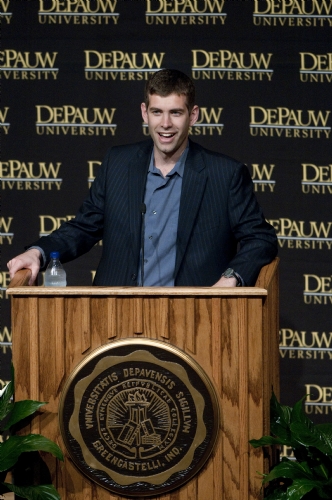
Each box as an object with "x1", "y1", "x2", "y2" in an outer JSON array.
[{"x1": 8, "y1": 69, "x2": 277, "y2": 287}]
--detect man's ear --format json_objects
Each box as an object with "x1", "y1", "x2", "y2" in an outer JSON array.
[
  {"x1": 141, "y1": 102, "x2": 148, "y2": 123},
  {"x1": 190, "y1": 105, "x2": 199, "y2": 126}
]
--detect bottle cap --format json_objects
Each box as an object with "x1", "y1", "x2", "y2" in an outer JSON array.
[{"x1": 50, "y1": 251, "x2": 60, "y2": 259}]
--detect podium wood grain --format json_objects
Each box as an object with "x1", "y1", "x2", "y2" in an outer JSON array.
[{"x1": 7, "y1": 259, "x2": 279, "y2": 500}]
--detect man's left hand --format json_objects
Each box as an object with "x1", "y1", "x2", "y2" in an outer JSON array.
[{"x1": 212, "y1": 276, "x2": 237, "y2": 287}]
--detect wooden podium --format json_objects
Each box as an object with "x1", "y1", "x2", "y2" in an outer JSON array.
[{"x1": 7, "y1": 258, "x2": 279, "y2": 500}]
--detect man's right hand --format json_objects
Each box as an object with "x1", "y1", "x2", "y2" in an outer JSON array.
[{"x1": 7, "y1": 248, "x2": 41, "y2": 286}]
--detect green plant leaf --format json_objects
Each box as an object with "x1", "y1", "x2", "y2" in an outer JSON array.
[
  {"x1": 249, "y1": 435, "x2": 289, "y2": 448},
  {"x1": 3, "y1": 400, "x2": 47, "y2": 431},
  {"x1": 4, "y1": 483, "x2": 61, "y2": 500},
  {"x1": 270, "y1": 391, "x2": 292, "y2": 424},
  {"x1": 285, "y1": 479, "x2": 315, "y2": 500},
  {"x1": 0, "y1": 435, "x2": 64, "y2": 472},
  {"x1": 270, "y1": 392, "x2": 293, "y2": 441},
  {"x1": 0, "y1": 381, "x2": 14, "y2": 423},
  {"x1": 312, "y1": 462, "x2": 331, "y2": 481},
  {"x1": 315, "y1": 424, "x2": 332, "y2": 456},
  {"x1": 0, "y1": 364, "x2": 15, "y2": 425},
  {"x1": 288, "y1": 398, "x2": 332, "y2": 456},
  {"x1": 290, "y1": 422, "x2": 332, "y2": 455},
  {"x1": 313, "y1": 485, "x2": 332, "y2": 499},
  {"x1": 290, "y1": 397, "x2": 310, "y2": 425},
  {"x1": 290, "y1": 397, "x2": 324, "y2": 446},
  {"x1": 249, "y1": 392, "x2": 332, "y2": 500},
  {"x1": 262, "y1": 460, "x2": 314, "y2": 484},
  {"x1": 264, "y1": 488, "x2": 288, "y2": 500}
]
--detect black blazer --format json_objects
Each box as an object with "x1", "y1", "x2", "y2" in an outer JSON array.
[{"x1": 32, "y1": 140, "x2": 278, "y2": 286}]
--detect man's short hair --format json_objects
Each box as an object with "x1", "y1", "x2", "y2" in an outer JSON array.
[{"x1": 144, "y1": 69, "x2": 196, "y2": 112}]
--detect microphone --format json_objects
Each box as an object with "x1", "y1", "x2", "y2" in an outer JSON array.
[{"x1": 140, "y1": 203, "x2": 146, "y2": 287}]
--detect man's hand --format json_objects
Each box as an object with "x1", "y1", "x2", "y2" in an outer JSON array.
[
  {"x1": 212, "y1": 276, "x2": 237, "y2": 287},
  {"x1": 7, "y1": 248, "x2": 41, "y2": 286}
]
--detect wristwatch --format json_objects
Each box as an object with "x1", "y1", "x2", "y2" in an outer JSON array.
[{"x1": 221, "y1": 268, "x2": 242, "y2": 287}]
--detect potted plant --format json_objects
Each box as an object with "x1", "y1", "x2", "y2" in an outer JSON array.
[
  {"x1": 0, "y1": 366, "x2": 63, "y2": 499},
  {"x1": 250, "y1": 392, "x2": 332, "y2": 499}
]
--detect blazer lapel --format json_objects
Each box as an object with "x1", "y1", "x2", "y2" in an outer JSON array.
[
  {"x1": 174, "y1": 143, "x2": 207, "y2": 278},
  {"x1": 128, "y1": 141, "x2": 152, "y2": 268}
]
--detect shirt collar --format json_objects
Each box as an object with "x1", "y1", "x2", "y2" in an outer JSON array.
[{"x1": 149, "y1": 144, "x2": 189, "y2": 178}]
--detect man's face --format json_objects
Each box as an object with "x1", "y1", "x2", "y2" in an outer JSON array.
[{"x1": 141, "y1": 93, "x2": 199, "y2": 161}]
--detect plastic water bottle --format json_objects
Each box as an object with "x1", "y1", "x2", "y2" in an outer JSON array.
[{"x1": 44, "y1": 251, "x2": 67, "y2": 287}]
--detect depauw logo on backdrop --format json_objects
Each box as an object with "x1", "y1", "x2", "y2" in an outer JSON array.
[
  {"x1": 0, "y1": 0, "x2": 12, "y2": 23},
  {"x1": 305, "y1": 384, "x2": 332, "y2": 415},
  {"x1": 253, "y1": 0, "x2": 332, "y2": 27},
  {"x1": 145, "y1": 0, "x2": 226, "y2": 25},
  {"x1": 190, "y1": 106, "x2": 223, "y2": 136},
  {"x1": 0, "y1": 327, "x2": 11, "y2": 354},
  {"x1": 35, "y1": 106, "x2": 117, "y2": 136},
  {"x1": 302, "y1": 163, "x2": 332, "y2": 194},
  {"x1": 38, "y1": 0, "x2": 120, "y2": 24},
  {"x1": 0, "y1": 217, "x2": 13, "y2": 245},
  {"x1": 280, "y1": 328, "x2": 332, "y2": 360},
  {"x1": 0, "y1": 50, "x2": 58, "y2": 80},
  {"x1": 303, "y1": 273, "x2": 332, "y2": 305},
  {"x1": 0, "y1": 160, "x2": 62, "y2": 191},
  {"x1": 299, "y1": 52, "x2": 332, "y2": 82},
  {"x1": 0, "y1": 107, "x2": 10, "y2": 134},
  {"x1": 39, "y1": 214, "x2": 75, "y2": 236},
  {"x1": 249, "y1": 107, "x2": 331, "y2": 138},
  {"x1": 84, "y1": 51, "x2": 165, "y2": 80},
  {"x1": 268, "y1": 218, "x2": 332, "y2": 250},
  {"x1": 88, "y1": 161, "x2": 102, "y2": 187},
  {"x1": 192, "y1": 49, "x2": 273, "y2": 81},
  {"x1": 0, "y1": 272, "x2": 11, "y2": 299},
  {"x1": 250, "y1": 163, "x2": 276, "y2": 192}
]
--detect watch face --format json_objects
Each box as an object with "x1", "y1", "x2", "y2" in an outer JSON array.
[{"x1": 223, "y1": 268, "x2": 234, "y2": 278}]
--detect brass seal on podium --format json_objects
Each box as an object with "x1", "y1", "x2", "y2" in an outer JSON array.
[{"x1": 59, "y1": 338, "x2": 220, "y2": 496}]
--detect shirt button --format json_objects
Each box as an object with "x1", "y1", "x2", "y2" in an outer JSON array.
[
  {"x1": 131, "y1": 274, "x2": 137, "y2": 281},
  {"x1": 149, "y1": 235, "x2": 153, "y2": 240},
  {"x1": 152, "y1": 210, "x2": 157, "y2": 215}
]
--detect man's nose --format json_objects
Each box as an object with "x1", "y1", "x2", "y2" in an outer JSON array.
[{"x1": 161, "y1": 113, "x2": 172, "y2": 128}]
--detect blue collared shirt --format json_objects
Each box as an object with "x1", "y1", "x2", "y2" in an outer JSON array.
[{"x1": 138, "y1": 147, "x2": 188, "y2": 286}]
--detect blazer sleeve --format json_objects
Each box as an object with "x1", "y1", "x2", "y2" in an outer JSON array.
[
  {"x1": 27, "y1": 149, "x2": 110, "y2": 268},
  {"x1": 225, "y1": 162, "x2": 278, "y2": 285}
]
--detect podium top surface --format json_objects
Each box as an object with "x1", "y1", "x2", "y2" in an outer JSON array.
[{"x1": 6, "y1": 286, "x2": 268, "y2": 296}]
